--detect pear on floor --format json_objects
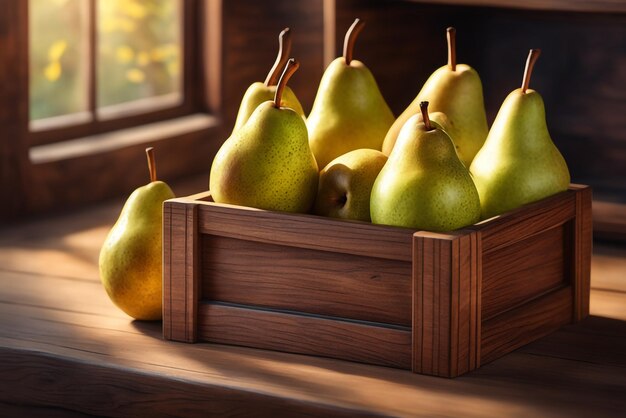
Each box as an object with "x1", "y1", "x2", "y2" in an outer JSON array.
[
  {"x1": 307, "y1": 18, "x2": 394, "y2": 170},
  {"x1": 210, "y1": 59, "x2": 318, "y2": 213},
  {"x1": 383, "y1": 27, "x2": 488, "y2": 167},
  {"x1": 371, "y1": 102, "x2": 480, "y2": 232},
  {"x1": 470, "y1": 49, "x2": 570, "y2": 219},
  {"x1": 99, "y1": 147, "x2": 175, "y2": 320},
  {"x1": 231, "y1": 28, "x2": 305, "y2": 134}
]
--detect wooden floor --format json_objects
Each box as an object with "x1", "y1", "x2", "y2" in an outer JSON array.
[{"x1": 1, "y1": 176, "x2": 625, "y2": 417}]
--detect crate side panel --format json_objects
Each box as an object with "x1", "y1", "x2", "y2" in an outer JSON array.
[
  {"x1": 201, "y1": 235, "x2": 412, "y2": 326},
  {"x1": 481, "y1": 286, "x2": 573, "y2": 364},
  {"x1": 474, "y1": 191, "x2": 575, "y2": 253},
  {"x1": 482, "y1": 224, "x2": 569, "y2": 320},
  {"x1": 197, "y1": 203, "x2": 414, "y2": 261},
  {"x1": 198, "y1": 303, "x2": 412, "y2": 369}
]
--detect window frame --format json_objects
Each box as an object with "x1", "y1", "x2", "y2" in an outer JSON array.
[{"x1": 28, "y1": 0, "x2": 202, "y2": 147}]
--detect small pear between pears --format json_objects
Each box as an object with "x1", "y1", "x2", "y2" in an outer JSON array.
[
  {"x1": 210, "y1": 59, "x2": 318, "y2": 213},
  {"x1": 307, "y1": 18, "x2": 395, "y2": 170},
  {"x1": 371, "y1": 102, "x2": 480, "y2": 232},
  {"x1": 99, "y1": 147, "x2": 175, "y2": 320},
  {"x1": 232, "y1": 28, "x2": 305, "y2": 134},
  {"x1": 470, "y1": 49, "x2": 570, "y2": 219},
  {"x1": 383, "y1": 28, "x2": 488, "y2": 167},
  {"x1": 314, "y1": 148, "x2": 387, "y2": 222}
]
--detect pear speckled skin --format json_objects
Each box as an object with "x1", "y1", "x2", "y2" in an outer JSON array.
[
  {"x1": 372, "y1": 114, "x2": 481, "y2": 232},
  {"x1": 470, "y1": 88, "x2": 570, "y2": 220},
  {"x1": 307, "y1": 58, "x2": 395, "y2": 170},
  {"x1": 232, "y1": 83, "x2": 305, "y2": 134},
  {"x1": 210, "y1": 101, "x2": 319, "y2": 213},
  {"x1": 314, "y1": 149, "x2": 387, "y2": 222},
  {"x1": 99, "y1": 181, "x2": 175, "y2": 320},
  {"x1": 383, "y1": 64, "x2": 488, "y2": 167}
]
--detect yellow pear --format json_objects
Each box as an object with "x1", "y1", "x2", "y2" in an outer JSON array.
[
  {"x1": 314, "y1": 148, "x2": 387, "y2": 222},
  {"x1": 307, "y1": 18, "x2": 395, "y2": 169},
  {"x1": 99, "y1": 148, "x2": 175, "y2": 320},
  {"x1": 372, "y1": 102, "x2": 480, "y2": 231},
  {"x1": 231, "y1": 28, "x2": 305, "y2": 133},
  {"x1": 470, "y1": 49, "x2": 570, "y2": 219},
  {"x1": 211, "y1": 59, "x2": 318, "y2": 213},
  {"x1": 383, "y1": 28, "x2": 488, "y2": 167}
]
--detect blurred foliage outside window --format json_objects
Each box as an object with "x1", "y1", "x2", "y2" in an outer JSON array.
[{"x1": 29, "y1": 0, "x2": 182, "y2": 121}]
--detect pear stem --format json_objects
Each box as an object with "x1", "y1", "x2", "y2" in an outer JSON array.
[
  {"x1": 273, "y1": 58, "x2": 299, "y2": 108},
  {"x1": 145, "y1": 147, "x2": 157, "y2": 183},
  {"x1": 264, "y1": 28, "x2": 292, "y2": 86},
  {"x1": 420, "y1": 101, "x2": 434, "y2": 131},
  {"x1": 447, "y1": 27, "x2": 456, "y2": 71},
  {"x1": 343, "y1": 18, "x2": 365, "y2": 66},
  {"x1": 522, "y1": 49, "x2": 541, "y2": 94}
]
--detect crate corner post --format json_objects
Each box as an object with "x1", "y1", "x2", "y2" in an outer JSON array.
[
  {"x1": 412, "y1": 229, "x2": 482, "y2": 378},
  {"x1": 571, "y1": 184, "x2": 593, "y2": 322},
  {"x1": 163, "y1": 198, "x2": 200, "y2": 343}
]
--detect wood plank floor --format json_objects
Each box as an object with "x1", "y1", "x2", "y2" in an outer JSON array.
[{"x1": 1, "y1": 176, "x2": 625, "y2": 417}]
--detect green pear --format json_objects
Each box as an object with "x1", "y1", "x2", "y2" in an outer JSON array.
[
  {"x1": 232, "y1": 28, "x2": 305, "y2": 134},
  {"x1": 314, "y1": 148, "x2": 387, "y2": 222},
  {"x1": 371, "y1": 102, "x2": 481, "y2": 232},
  {"x1": 99, "y1": 148, "x2": 175, "y2": 320},
  {"x1": 470, "y1": 49, "x2": 570, "y2": 219},
  {"x1": 307, "y1": 18, "x2": 394, "y2": 170},
  {"x1": 210, "y1": 59, "x2": 318, "y2": 213},
  {"x1": 383, "y1": 28, "x2": 488, "y2": 167}
]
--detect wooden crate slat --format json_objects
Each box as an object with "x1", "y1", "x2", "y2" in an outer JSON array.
[
  {"x1": 202, "y1": 235, "x2": 412, "y2": 326},
  {"x1": 196, "y1": 201, "x2": 415, "y2": 261},
  {"x1": 481, "y1": 286, "x2": 573, "y2": 364},
  {"x1": 198, "y1": 303, "x2": 412, "y2": 369},
  {"x1": 473, "y1": 191, "x2": 576, "y2": 253},
  {"x1": 481, "y1": 225, "x2": 569, "y2": 320}
]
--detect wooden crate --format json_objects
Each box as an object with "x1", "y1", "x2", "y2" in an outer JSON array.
[{"x1": 163, "y1": 185, "x2": 591, "y2": 378}]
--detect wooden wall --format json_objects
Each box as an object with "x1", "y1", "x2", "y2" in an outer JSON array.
[
  {"x1": 333, "y1": 0, "x2": 626, "y2": 202},
  {"x1": 220, "y1": 0, "x2": 325, "y2": 123}
]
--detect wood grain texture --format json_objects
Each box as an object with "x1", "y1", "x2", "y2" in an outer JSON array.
[
  {"x1": 481, "y1": 225, "x2": 568, "y2": 320},
  {"x1": 197, "y1": 198, "x2": 415, "y2": 261},
  {"x1": 26, "y1": 123, "x2": 223, "y2": 217},
  {"x1": 221, "y1": 0, "x2": 324, "y2": 123},
  {"x1": 0, "y1": 347, "x2": 379, "y2": 418},
  {"x1": 412, "y1": 230, "x2": 481, "y2": 377},
  {"x1": 481, "y1": 286, "x2": 573, "y2": 364},
  {"x1": 573, "y1": 184, "x2": 593, "y2": 321},
  {"x1": 163, "y1": 199, "x2": 199, "y2": 342},
  {"x1": 198, "y1": 303, "x2": 412, "y2": 369},
  {"x1": 0, "y1": 0, "x2": 29, "y2": 219},
  {"x1": 472, "y1": 190, "x2": 576, "y2": 253},
  {"x1": 202, "y1": 235, "x2": 412, "y2": 325}
]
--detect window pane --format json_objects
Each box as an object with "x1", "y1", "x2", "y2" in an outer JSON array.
[
  {"x1": 97, "y1": 0, "x2": 182, "y2": 110},
  {"x1": 29, "y1": 0, "x2": 89, "y2": 121}
]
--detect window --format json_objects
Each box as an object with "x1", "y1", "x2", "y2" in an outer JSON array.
[{"x1": 28, "y1": 0, "x2": 194, "y2": 146}]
